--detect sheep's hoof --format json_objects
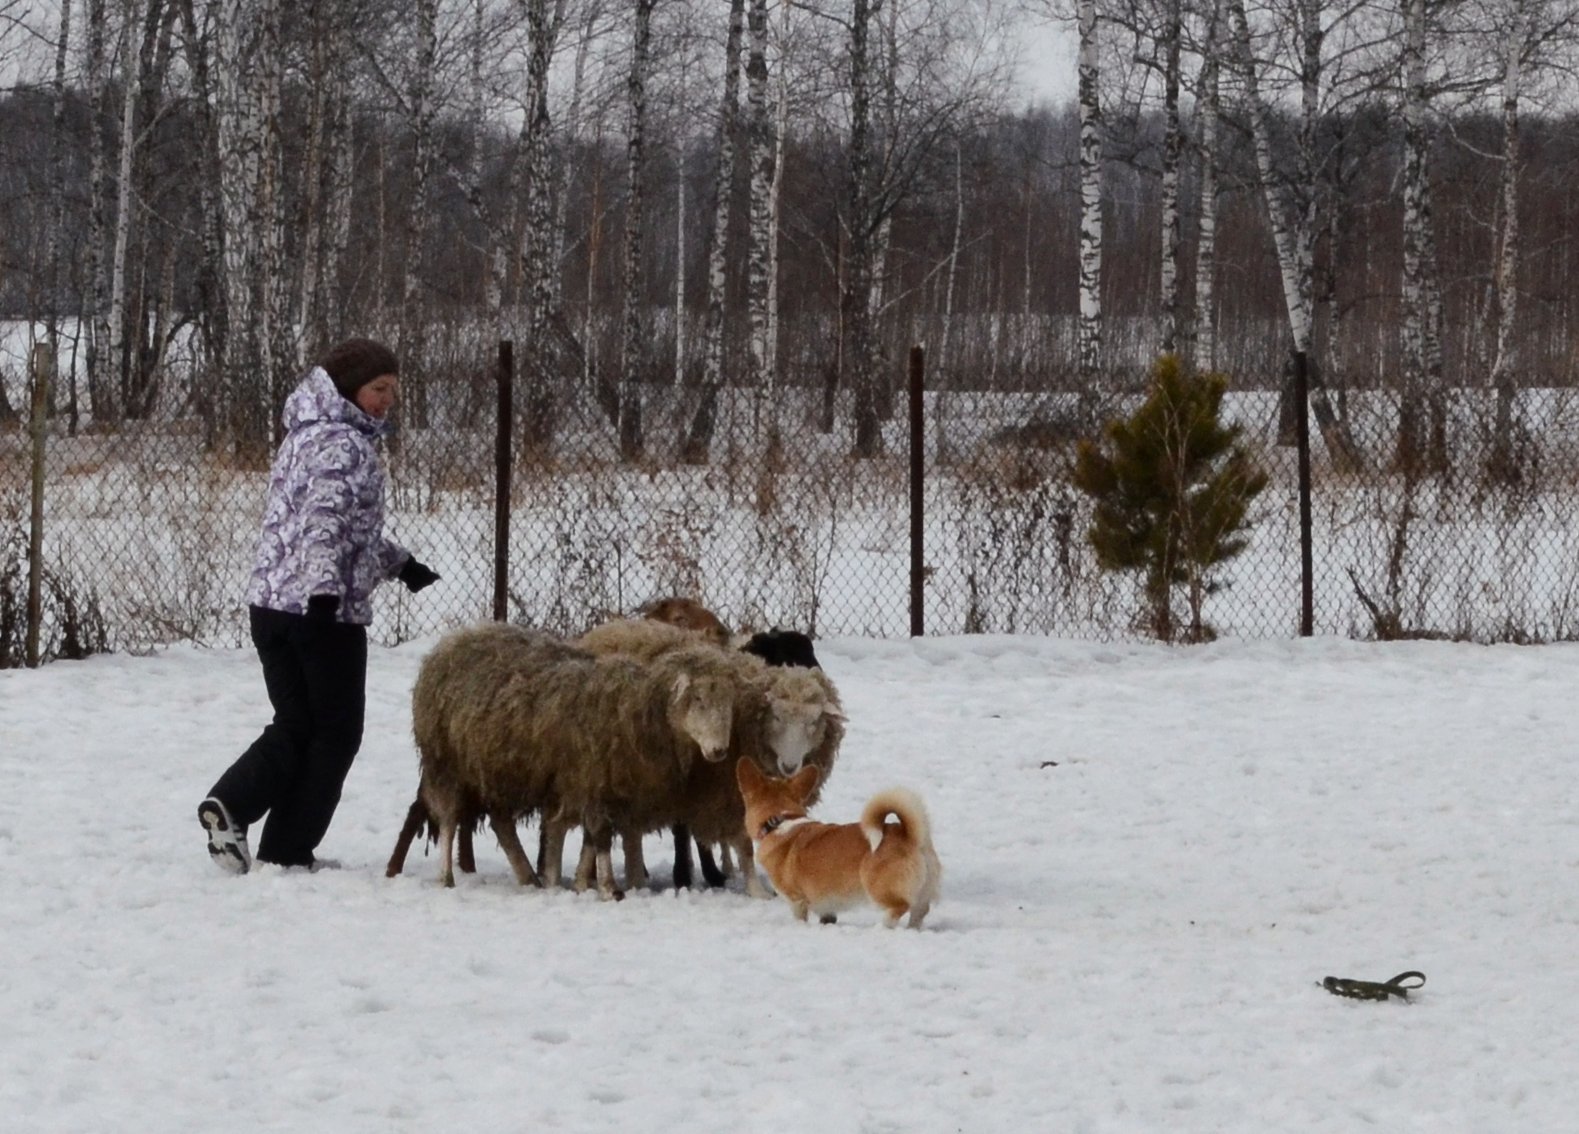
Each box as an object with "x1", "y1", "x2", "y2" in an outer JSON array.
[{"x1": 820, "y1": 914, "x2": 837, "y2": 925}]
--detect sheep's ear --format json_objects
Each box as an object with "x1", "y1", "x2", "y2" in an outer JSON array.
[{"x1": 824, "y1": 704, "x2": 847, "y2": 723}]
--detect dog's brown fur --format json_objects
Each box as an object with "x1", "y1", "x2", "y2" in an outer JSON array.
[
  {"x1": 736, "y1": 759, "x2": 941, "y2": 928},
  {"x1": 641, "y1": 596, "x2": 731, "y2": 646}
]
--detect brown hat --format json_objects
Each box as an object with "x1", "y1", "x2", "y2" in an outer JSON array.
[{"x1": 319, "y1": 338, "x2": 399, "y2": 401}]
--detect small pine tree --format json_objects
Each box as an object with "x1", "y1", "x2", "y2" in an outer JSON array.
[{"x1": 1072, "y1": 355, "x2": 1268, "y2": 642}]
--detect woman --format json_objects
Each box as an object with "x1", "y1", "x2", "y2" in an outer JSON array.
[{"x1": 199, "y1": 338, "x2": 438, "y2": 873}]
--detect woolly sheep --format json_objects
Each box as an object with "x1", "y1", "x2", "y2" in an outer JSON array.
[
  {"x1": 565, "y1": 618, "x2": 845, "y2": 897},
  {"x1": 409, "y1": 622, "x2": 736, "y2": 897}
]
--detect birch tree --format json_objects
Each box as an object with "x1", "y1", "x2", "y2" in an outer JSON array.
[
  {"x1": 107, "y1": 0, "x2": 152, "y2": 420},
  {"x1": 1397, "y1": 0, "x2": 1447, "y2": 472},
  {"x1": 1483, "y1": 0, "x2": 1579, "y2": 477},
  {"x1": 1193, "y1": 0, "x2": 1222, "y2": 371},
  {"x1": 746, "y1": 0, "x2": 774, "y2": 397},
  {"x1": 400, "y1": 0, "x2": 439, "y2": 426},
  {"x1": 1225, "y1": 0, "x2": 1358, "y2": 468},
  {"x1": 844, "y1": 0, "x2": 881, "y2": 455},
  {"x1": 681, "y1": 0, "x2": 744, "y2": 463},
  {"x1": 85, "y1": 0, "x2": 113, "y2": 421},
  {"x1": 44, "y1": 0, "x2": 73, "y2": 422},
  {"x1": 619, "y1": 0, "x2": 656, "y2": 460},
  {"x1": 1076, "y1": 0, "x2": 1103, "y2": 390}
]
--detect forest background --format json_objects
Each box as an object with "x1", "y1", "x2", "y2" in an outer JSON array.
[{"x1": 3, "y1": 0, "x2": 1579, "y2": 663}]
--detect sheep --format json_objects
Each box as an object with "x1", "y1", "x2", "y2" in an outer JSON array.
[
  {"x1": 408, "y1": 622, "x2": 736, "y2": 897},
  {"x1": 563, "y1": 617, "x2": 844, "y2": 897},
  {"x1": 738, "y1": 627, "x2": 821, "y2": 669}
]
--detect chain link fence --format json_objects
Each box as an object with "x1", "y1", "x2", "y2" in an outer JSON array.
[{"x1": 7, "y1": 320, "x2": 1579, "y2": 667}]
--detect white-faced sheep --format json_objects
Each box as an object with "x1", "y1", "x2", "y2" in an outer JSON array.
[
  {"x1": 409, "y1": 622, "x2": 736, "y2": 897},
  {"x1": 564, "y1": 617, "x2": 845, "y2": 897}
]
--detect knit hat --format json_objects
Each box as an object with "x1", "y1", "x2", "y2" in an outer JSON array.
[{"x1": 319, "y1": 338, "x2": 399, "y2": 401}]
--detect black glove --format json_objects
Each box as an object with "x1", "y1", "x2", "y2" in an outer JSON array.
[
  {"x1": 306, "y1": 594, "x2": 340, "y2": 624},
  {"x1": 398, "y1": 557, "x2": 440, "y2": 594}
]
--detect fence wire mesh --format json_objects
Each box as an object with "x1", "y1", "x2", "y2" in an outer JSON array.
[{"x1": 7, "y1": 332, "x2": 1579, "y2": 666}]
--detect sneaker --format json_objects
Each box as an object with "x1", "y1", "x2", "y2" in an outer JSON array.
[{"x1": 198, "y1": 797, "x2": 252, "y2": 875}]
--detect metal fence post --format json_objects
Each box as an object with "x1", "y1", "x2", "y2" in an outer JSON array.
[
  {"x1": 493, "y1": 340, "x2": 513, "y2": 623},
  {"x1": 25, "y1": 346, "x2": 49, "y2": 667},
  {"x1": 909, "y1": 345, "x2": 925, "y2": 638},
  {"x1": 1293, "y1": 348, "x2": 1314, "y2": 636}
]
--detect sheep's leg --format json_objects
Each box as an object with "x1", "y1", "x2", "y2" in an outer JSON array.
[
  {"x1": 731, "y1": 835, "x2": 772, "y2": 899},
  {"x1": 385, "y1": 797, "x2": 427, "y2": 878},
  {"x1": 539, "y1": 815, "x2": 569, "y2": 889},
  {"x1": 622, "y1": 826, "x2": 649, "y2": 890},
  {"x1": 489, "y1": 812, "x2": 542, "y2": 887},
  {"x1": 573, "y1": 836, "x2": 596, "y2": 892},
  {"x1": 437, "y1": 816, "x2": 459, "y2": 888},
  {"x1": 671, "y1": 824, "x2": 695, "y2": 889},
  {"x1": 458, "y1": 819, "x2": 477, "y2": 874},
  {"x1": 718, "y1": 841, "x2": 738, "y2": 877},
  {"x1": 697, "y1": 840, "x2": 728, "y2": 888},
  {"x1": 587, "y1": 824, "x2": 625, "y2": 901}
]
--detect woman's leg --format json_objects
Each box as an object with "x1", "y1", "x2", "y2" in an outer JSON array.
[
  {"x1": 253, "y1": 619, "x2": 368, "y2": 865},
  {"x1": 207, "y1": 607, "x2": 314, "y2": 828}
]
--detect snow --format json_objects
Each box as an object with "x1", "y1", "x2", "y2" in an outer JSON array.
[{"x1": 4, "y1": 632, "x2": 1578, "y2": 1131}]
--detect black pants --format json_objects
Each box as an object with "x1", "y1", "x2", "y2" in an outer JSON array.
[{"x1": 209, "y1": 605, "x2": 368, "y2": 866}]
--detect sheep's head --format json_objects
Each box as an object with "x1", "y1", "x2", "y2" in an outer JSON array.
[
  {"x1": 669, "y1": 671, "x2": 734, "y2": 762},
  {"x1": 762, "y1": 672, "x2": 845, "y2": 775}
]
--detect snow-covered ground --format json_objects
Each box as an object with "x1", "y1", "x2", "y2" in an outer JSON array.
[{"x1": 3, "y1": 632, "x2": 1577, "y2": 1131}]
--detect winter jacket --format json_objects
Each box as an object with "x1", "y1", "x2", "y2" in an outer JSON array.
[{"x1": 246, "y1": 367, "x2": 410, "y2": 625}]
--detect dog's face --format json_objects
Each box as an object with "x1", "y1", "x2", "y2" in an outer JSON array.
[
  {"x1": 736, "y1": 759, "x2": 820, "y2": 835},
  {"x1": 643, "y1": 597, "x2": 730, "y2": 645},
  {"x1": 670, "y1": 672, "x2": 734, "y2": 761}
]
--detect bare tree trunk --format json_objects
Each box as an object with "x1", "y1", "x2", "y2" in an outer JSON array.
[
  {"x1": 86, "y1": 0, "x2": 113, "y2": 422},
  {"x1": 845, "y1": 0, "x2": 881, "y2": 456},
  {"x1": 1158, "y1": 0, "x2": 1183, "y2": 357},
  {"x1": 682, "y1": 0, "x2": 744, "y2": 463},
  {"x1": 255, "y1": 0, "x2": 289, "y2": 437},
  {"x1": 674, "y1": 132, "x2": 688, "y2": 389},
  {"x1": 746, "y1": 0, "x2": 773, "y2": 392},
  {"x1": 1488, "y1": 0, "x2": 1528, "y2": 481},
  {"x1": 177, "y1": 0, "x2": 225, "y2": 442},
  {"x1": 295, "y1": 4, "x2": 341, "y2": 354},
  {"x1": 1193, "y1": 0, "x2": 1220, "y2": 373},
  {"x1": 619, "y1": 0, "x2": 656, "y2": 461},
  {"x1": 521, "y1": 0, "x2": 564, "y2": 446},
  {"x1": 869, "y1": 0, "x2": 900, "y2": 421},
  {"x1": 1397, "y1": 0, "x2": 1433, "y2": 472},
  {"x1": 401, "y1": 0, "x2": 438, "y2": 427},
  {"x1": 551, "y1": 3, "x2": 593, "y2": 316},
  {"x1": 106, "y1": 0, "x2": 152, "y2": 425},
  {"x1": 1226, "y1": 0, "x2": 1358, "y2": 469},
  {"x1": 765, "y1": 0, "x2": 790, "y2": 390},
  {"x1": 940, "y1": 144, "x2": 964, "y2": 378},
  {"x1": 214, "y1": 0, "x2": 272, "y2": 455},
  {"x1": 1076, "y1": 0, "x2": 1103, "y2": 399},
  {"x1": 45, "y1": 0, "x2": 74, "y2": 423}
]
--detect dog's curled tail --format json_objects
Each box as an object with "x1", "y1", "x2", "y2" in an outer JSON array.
[{"x1": 861, "y1": 787, "x2": 932, "y2": 852}]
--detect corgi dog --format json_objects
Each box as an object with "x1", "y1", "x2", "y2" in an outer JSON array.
[{"x1": 736, "y1": 758, "x2": 942, "y2": 928}]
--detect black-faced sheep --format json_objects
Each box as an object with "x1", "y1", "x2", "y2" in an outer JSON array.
[
  {"x1": 409, "y1": 622, "x2": 736, "y2": 897},
  {"x1": 739, "y1": 627, "x2": 821, "y2": 669},
  {"x1": 566, "y1": 617, "x2": 844, "y2": 897}
]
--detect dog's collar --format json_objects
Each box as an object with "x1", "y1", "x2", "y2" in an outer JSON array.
[{"x1": 758, "y1": 813, "x2": 809, "y2": 840}]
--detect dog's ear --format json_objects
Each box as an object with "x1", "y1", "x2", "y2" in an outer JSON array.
[
  {"x1": 736, "y1": 757, "x2": 764, "y2": 793},
  {"x1": 789, "y1": 764, "x2": 820, "y2": 799}
]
